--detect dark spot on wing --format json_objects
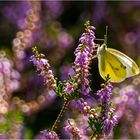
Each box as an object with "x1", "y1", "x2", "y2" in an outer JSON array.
[
  {"x1": 120, "y1": 63, "x2": 126, "y2": 69},
  {"x1": 115, "y1": 68, "x2": 119, "y2": 71},
  {"x1": 109, "y1": 62, "x2": 119, "y2": 71}
]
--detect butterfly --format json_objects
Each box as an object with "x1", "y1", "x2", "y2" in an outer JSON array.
[{"x1": 97, "y1": 43, "x2": 140, "y2": 83}]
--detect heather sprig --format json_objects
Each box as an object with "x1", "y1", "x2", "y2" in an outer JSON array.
[
  {"x1": 54, "y1": 76, "x2": 80, "y2": 100},
  {"x1": 87, "y1": 81, "x2": 117, "y2": 138},
  {"x1": 97, "y1": 82, "x2": 113, "y2": 119},
  {"x1": 69, "y1": 98, "x2": 98, "y2": 117},
  {"x1": 64, "y1": 119, "x2": 84, "y2": 139},
  {"x1": 74, "y1": 21, "x2": 95, "y2": 95},
  {"x1": 30, "y1": 47, "x2": 56, "y2": 90},
  {"x1": 36, "y1": 130, "x2": 59, "y2": 140}
]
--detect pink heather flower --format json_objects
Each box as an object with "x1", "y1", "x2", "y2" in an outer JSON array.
[
  {"x1": 96, "y1": 83, "x2": 118, "y2": 136},
  {"x1": 103, "y1": 118, "x2": 112, "y2": 135},
  {"x1": 64, "y1": 120, "x2": 83, "y2": 139},
  {"x1": 36, "y1": 130, "x2": 59, "y2": 140},
  {"x1": 69, "y1": 99, "x2": 85, "y2": 113},
  {"x1": 64, "y1": 83, "x2": 74, "y2": 94},
  {"x1": 103, "y1": 115, "x2": 117, "y2": 136},
  {"x1": 79, "y1": 28, "x2": 95, "y2": 47},
  {"x1": 74, "y1": 23, "x2": 95, "y2": 95},
  {"x1": 30, "y1": 49, "x2": 56, "y2": 90},
  {"x1": 97, "y1": 83, "x2": 113, "y2": 118}
]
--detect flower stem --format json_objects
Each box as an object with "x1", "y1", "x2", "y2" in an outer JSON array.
[{"x1": 51, "y1": 100, "x2": 69, "y2": 131}]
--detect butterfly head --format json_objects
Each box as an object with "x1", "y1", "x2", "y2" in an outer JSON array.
[{"x1": 97, "y1": 43, "x2": 107, "y2": 56}]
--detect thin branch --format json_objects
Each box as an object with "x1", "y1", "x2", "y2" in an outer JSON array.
[{"x1": 51, "y1": 100, "x2": 69, "y2": 131}]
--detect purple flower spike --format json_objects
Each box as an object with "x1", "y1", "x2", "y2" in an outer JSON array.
[
  {"x1": 30, "y1": 47, "x2": 56, "y2": 90},
  {"x1": 74, "y1": 22, "x2": 95, "y2": 95},
  {"x1": 97, "y1": 83, "x2": 113, "y2": 118},
  {"x1": 103, "y1": 118, "x2": 112, "y2": 135},
  {"x1": 103, "y1": 115, "x2": 117, "y2": 136},
  {"x1": 36, "y1": 130, "x2": 59, "y2": 140},
  {"x1": 64, "y1": 119, "x2": 83, "y2": 139},
  {"x1": 96, "y1": 83, "x2": 118, "y2": 136}
]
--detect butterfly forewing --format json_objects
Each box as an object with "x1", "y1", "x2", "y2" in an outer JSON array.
[
  {"x1": 107, "y1": 48, "x2": 140, "y2": 78},
  {"x1": 105, "y1": 50, "x2": 127, "y2": 82},
  {"x1": 98, "y1": 48, "x2": 127, "y2": 82}
]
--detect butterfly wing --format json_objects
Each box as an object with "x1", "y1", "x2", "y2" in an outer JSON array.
[
  {"x1": 107, "y1": 48, "x2": 139, "y2": 78},
  {"x1": 98, "y1": 47, "x2": 127, "y2": 82}
]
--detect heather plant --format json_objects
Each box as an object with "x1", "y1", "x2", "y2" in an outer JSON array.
[
  {"x1": 1, "y1": 1, "x2": 140, "y2": 140},
  {"x1": 30, "y1": 21, "x2": 118, "y2": 139}
]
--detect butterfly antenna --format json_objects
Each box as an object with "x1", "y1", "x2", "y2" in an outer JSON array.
[
  {"x1": 104, "y1": 26, "x2": 108, "y2": 45},
  {"x1": 95, "y1": 26, "x2": 108, "y2": 44}
]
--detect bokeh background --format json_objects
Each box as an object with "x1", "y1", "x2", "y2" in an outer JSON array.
[{"x1": 0, "y1": 1, "x2": 140, "y2": 139}]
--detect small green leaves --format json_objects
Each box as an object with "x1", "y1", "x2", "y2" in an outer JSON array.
[
  {"x1": 84, "y1": 20, "x2": 90, "y2": 31},
  {"x1": 88, "y1": 117, "x2": 103, "y2": 138},
  {"x1": 54, "y1": 75, "x2": 80, "y2": 100},
  {"x1": 0, "y1": 109, "x2": 24, "y2": 134},
  {"x1": 105, "y1": 74, "x2": 111, "y2": 83}
]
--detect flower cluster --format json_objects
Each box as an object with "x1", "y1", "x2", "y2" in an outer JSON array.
[
  {"x1": 97, "y1": 83, "x2": 118, "y2": 136},
  {"x1": 36, "y1": 130, "x2": 59, "y2": 140},
  {"x1": 74, "y1": 21, "x2": 95, "y2": 95},
  {"x1": 30, "y1": 47, "x2": 56, "y2": 90},
  {"x1": 97, "y1": 83, "x2": 113, "y2": 118},
  {"x1": 69, "y1": 98, "x2": 85, "y2": 113},
  {"x1": 64, "y1": 83, "x2": 74, "y2": 94},
  {"x1": 69, "y1": 98, "x2": 98, "y2": 117},
  {"x1": 103, "y1": 113, "x2": 117, "y2": 136},
  {"x1": 64, "y1": 119, "x2": 83, "y2": 139}
]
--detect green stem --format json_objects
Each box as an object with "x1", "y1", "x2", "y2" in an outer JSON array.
[{"x1": 51, "y1": 100, "x2": 69, "y2": 131}]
